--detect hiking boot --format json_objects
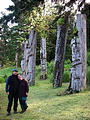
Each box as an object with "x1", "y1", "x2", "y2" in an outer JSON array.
[
  {"x1": 6, "y1": 112, "x2": 11, "y2": 116},
  {"x1": 14, "y1": 111, "x2": 17, "y2": 114},
  {"x1": 20, "y1": 110, "x2": 26, "y2": 114},
  {"x1": 25, "y1": 105, "x2": 28, "y2": 110}
]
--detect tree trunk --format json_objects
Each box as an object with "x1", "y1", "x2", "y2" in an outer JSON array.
[
  {"x1": 21, "y1": 30, "x2": 37, "y2": 86},
  {"x1": 40, "y1": 38, "x2": 47, "y2": 80},
  {"x1": 53, "y1": 14, "x2": 69, "y2": 88},
  {"x1": 71, "y1": 14, "x2": 87, "y2": 91},
  {"x1": 15, "y1": 53, "x2": 18, "y2": 68}
]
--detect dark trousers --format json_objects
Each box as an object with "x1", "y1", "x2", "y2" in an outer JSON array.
[
  {"x1": 19, "y1": 97, "x2": 28, "y2": 111},
  {"x1": 7, "y1": 93, "x2": 18, "y2": 113}
]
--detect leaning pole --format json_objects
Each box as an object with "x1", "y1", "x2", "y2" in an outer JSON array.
[{"x1": 53, "y1": 13, "x2": 69, "y2": 88}]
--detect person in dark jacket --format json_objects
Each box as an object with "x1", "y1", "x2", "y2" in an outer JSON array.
[
  {"x1": 18, "y1": 74, "x2": 29, "y2": 113},
  {"x1": 6, "y1": 69, "x2": 20, "y2": 116}
]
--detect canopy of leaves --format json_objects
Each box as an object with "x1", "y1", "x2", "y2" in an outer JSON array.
[{"x1": 0, "y1": 0, "x2": 89, "y2": 66}]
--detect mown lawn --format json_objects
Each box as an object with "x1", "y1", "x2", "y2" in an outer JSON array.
[{"x1": 0, "y1": 79, "x2": 90, "y2": 120}]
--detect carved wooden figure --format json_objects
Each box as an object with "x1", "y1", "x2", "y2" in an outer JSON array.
[
  {"x1": 71, "y1": 14, "x2": 87, "y2": 91},
  {"x1": 21, "y1": 30, "x2": 37, "y2": 86},
  {"x1": 40, "y1": 38, "x2": 47, "y2": 79}
]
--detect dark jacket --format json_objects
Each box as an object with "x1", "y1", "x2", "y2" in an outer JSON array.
[
  {"x1": 19, "y1": 79, "x2": 29, "y2": 97},
  {"x1": 6, "y1": 74, "x2": 20, "y2": 94}
]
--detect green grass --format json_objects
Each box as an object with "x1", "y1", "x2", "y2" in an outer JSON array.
[
  {"x1": 0, "y1": 80, "x2": 90, "y2": 120},
  {"x1": 0, "y1": 64, "x2": 90, "y2": 120}
]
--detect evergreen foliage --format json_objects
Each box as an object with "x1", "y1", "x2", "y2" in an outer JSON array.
[{"x1": 0, "y1": 0, "x2": 89, "y2": 67}]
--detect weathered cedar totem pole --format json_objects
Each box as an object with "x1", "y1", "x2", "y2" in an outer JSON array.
[
  {"x1": 21, "y1": 30, "x2": 37, "y2": 86},
  {"x1": 53, "y1": 13, "x2": 69, "y2": 88},
  {"x1": 40, "y1": 38, "x2": 47, "y2": 80},
  {"x1": 71, "y1": 14, "x2": 87, "y2": 91}
]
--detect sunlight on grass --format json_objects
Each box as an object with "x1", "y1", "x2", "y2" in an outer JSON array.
[
  {"x1": 0, "y1": 66, "x2": 90, "y2": 120},
  {"x1": 0, "y1": 80, "x2": 90, "y2": 120}
]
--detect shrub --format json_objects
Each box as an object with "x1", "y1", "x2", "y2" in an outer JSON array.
[
  {"x1": 64, "y1": 59, "x2": 71, "y2": 69},
  {"x1": 0, "y1": 77, "x2": 5, "y2": 83},
  {"x1": 57, "y1": 18, "x2": 64, "y2": 25},
  {"x1": 47, "y1": 60, "x2": 54, "y2": 75},
  {"x1": 36, "y1": 65, "x2": 41, "y2": 75},
  {"x1": 87, "y1": 52, "x2": 90, "y2": 66},
  {"x1": 63, "y1": 71, "x2": 70, "y2": 83},
  {"x1": 49, "y1": 73, "x2": 53, "y2": 83},
  {"x1": 3, "y1": 74, "x2": 7, "y2": 82},
  {"x1": 87, "y1": 67, "x2": 90, "y2": 84}
]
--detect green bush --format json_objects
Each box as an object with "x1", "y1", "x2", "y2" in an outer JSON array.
[
  {"x1": 87, "y1": 52, "x2": 90, "y2": 66},
  {"x1": 64, "y1": 59, "x2": 71, "y2": 69},
  {"x1": 57, "y1": 18, "x2": 64, "y2": 25},
  {"x1": 36, "y1": 65, "x2": 41, "y2": 75},
  {"x1": 64, "y1": 59, "x2": 71, "y2": 64},
  {"x1": 47, "y1": 60, "x2": 54, "y2": 75},
  {"x1": 87, "y1": 67, "x2": 90, "y2": 84},
  {"x1": 3, "y1": 74, "x2": 7, "y2": 82},
  {"x1": 49, "y1": 73, "x2": 53, "y2": 83},
  {"x1": 0, "y1": 77, "x2": 5, "y2": 83},
  {"x1": 63, "y1": 71, "x2": 70, "y2": 83}
]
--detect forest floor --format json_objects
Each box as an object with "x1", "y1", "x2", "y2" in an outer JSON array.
[{"x1": 0, "y1": 79, "x2": 90, "y2": 120}]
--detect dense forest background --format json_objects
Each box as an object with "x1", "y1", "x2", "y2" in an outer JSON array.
[{"x1": 0, "y1": 0, "x2": 90, "y2": 67}]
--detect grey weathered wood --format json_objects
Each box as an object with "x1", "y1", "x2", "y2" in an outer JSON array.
[
  {"x1": 21, "y1": 41, "x2": 28, "y2": 79},
  {"x1": 71, "y1": 14, "x2": 87, "y2": 91},
  {"x1": 27, "y1": 30, "x2": 37, "y2": 86},
  {"x1": 15, "y1": 53, "x2": 18, "y2": 68},
  {"x1": 53, "y1": 13, "x2": 69, "y2": 88},
  {"x1": 21, "y1": 30, "x2": 37, "y2": 86},
  {"x1": 40, "y1": 38, "x2": 47, "y2": 79}
]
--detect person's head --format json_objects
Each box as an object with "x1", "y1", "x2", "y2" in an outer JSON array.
[
  {"x1": 12, "y1": 69, "x2": 18, "y2": 75},
  {"x1": 18, "y1": 74, "x2": 22, "y2": 80}
]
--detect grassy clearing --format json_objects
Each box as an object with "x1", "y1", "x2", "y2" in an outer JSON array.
[
  {"x1": 0, "y1": 79, "x2": 90, "y2": 120},
  {"x1": 0, "y1": 65, "x2": 90, "y2": 120}
]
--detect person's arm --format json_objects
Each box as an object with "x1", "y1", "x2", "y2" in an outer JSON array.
[
  {"x1": 5, "y1": 76, "x2": 10, "y2": 95},
  {"x1": 25, "y1": 80, "x2": 29, "y2": 96}
]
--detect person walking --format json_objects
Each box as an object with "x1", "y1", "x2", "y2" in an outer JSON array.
[
  {"x1": 6, "y1": 69, "x2": 20, "y2": 116},
  {"x1": 18, "y1": 74, "x2": 29, "y2": 113}
]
